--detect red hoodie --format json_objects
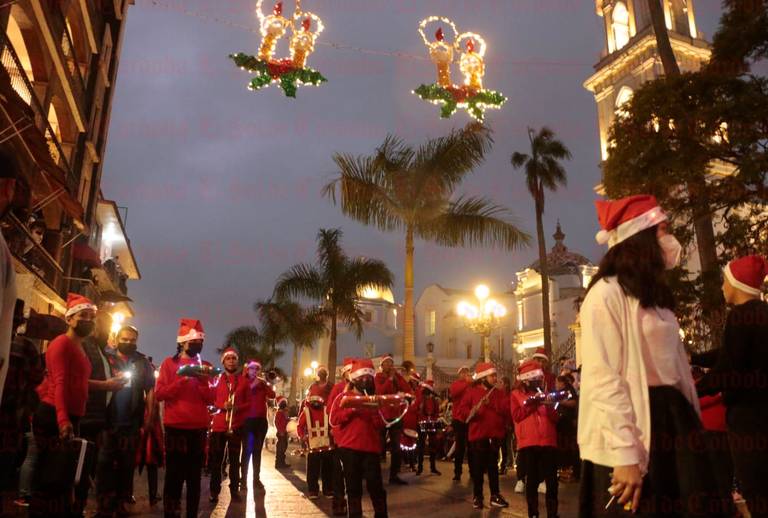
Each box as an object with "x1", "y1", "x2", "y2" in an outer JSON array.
[
  {"x1": 329, "y1": 388, "x2": 384, "y2": 454},
  {"x1": 509, "y1": 388, "x2": 558, "y2": 449},
  {"x1": 37, "y1": 335, "x2": 92, "y2": 428},
  {"x1": 246, "y1": 377, "x2": 275, "y2": 418},
  {"x1": 210, "y1": 371, "x2": 251, "y2": 433},
  {"x1": 375, "y1": 371, "x2": 411, "y2": 420},
  {"x1": 327, "y1": 380, "x2": 347, "y2": 415},
  {"x1": 275, "y1": 409, "x2": 288, "y2": 435},
  {"x1": 449, "y1": 378, "x2": 472, "y2": 421},
  {"x1": 155, "y1": 356, "x2": 215, "y2": 430},
  {"x1": 458, "y1": 383, "x2": 510, "y2": 442}
]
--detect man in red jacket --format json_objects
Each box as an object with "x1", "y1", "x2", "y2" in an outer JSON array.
[
  {"x1": 208, "y1": 347, "x2": 249, "y2": 503},
  {"x1": 241, "y1": 360, "x2": 276, "y2": 491},
  {"x1": 416, "y1": 380, "x2": 442, "y2": 476},
  {"x1": 374, "y1": 354, "x2": 411, "y2": 485},
  {"x1": 330, "y1": 359, "x2": 388, "y2": 518},
  {"x1": 298, "y1": 390, "x2": 333, "y2": 498},
  {"x1": 327, "y1": 357, "x2": 354, "y2": 516},
  {"x1": 274, "y1": 396, "x2": 289, "y2": 469},
  {"x1": 510, "y1": 359, "x2": 559, "y2": 518},
  {"x1": 449, "y1": 365, "x2": 472, "y2": 481},
  {"x1": 458, "y1": 362, "x2": 510, "y2": 510},
  {"x1": 155, "y1": 318, "x2": 216, "y2": 518}
]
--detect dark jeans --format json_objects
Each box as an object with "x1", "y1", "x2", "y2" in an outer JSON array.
[
  {"x1": 306, "y1": 449, "x2": 333, "y2": 494},
  {"x1": 452, "y1": 419, "x2": 471, "y2": 477},
  {"x1": 728, "y1": 406, "x2": 768, "y2": 518},
  {"x1": 520, "y1": 446, "x2": 558, "y2": 518},
  {"x1": 469, "y1": 439, "x2": 501, "y2": 500},
  {"x1": 96, "y1": 426, "x2": 140, "y2": 513},
  {"x1": 417, "y1": 432, "x2": 436, "y2": 471},
  {"x1": 381, "y1": 424, "x2": 402, "y2": 479},
  {"x1": 332, "y1": 448, "x2": 346, "y2": 501},
  {"x1": 208, "y1": 429, "x2": 242, "y2": 497},
  {"x1": 338, "y1": 448, "x2": 387, "y2": 518},
  {"x1": 241, "y1": 417, "x2": 268, "y2": 484},
  {"x1": 275, "y1": 433, "x2": 288, "y2": 467},
  {"x1": 499, "y1": 430, "x2": 511, "y2": 471},
  {"x1": 74, "y1": 422, "x2": 103, "y2": 516},
  {"x1": 147, "y1": 464, "x2": 159, "y2": 501},
  {"x1": 163, "y1": 427, "x2": 206, "y2": 518}
]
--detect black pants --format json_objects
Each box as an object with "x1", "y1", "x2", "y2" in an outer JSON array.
[
  {"x1": 147, "y1": 464, "x2": 159, "y2": 501},
  {"x1": 241, "y1": 417, "x2": 268, "y2": 484},
  {"x1": 208, "y1": 429, "x2": 242, "y2": 497},
  {"x1": 307, "y1": 449, "x2": 333, "y2": 494},
  {"x1": 499, "y1": 430, "x2": 510, "y2": 471},
  {"x1": 332, "y1": 447, "x2": 346, "y2": 502},
  {"x1": 519, "y1": 446, "x2": 558, "y2": 518},
  {"x1": 469, "y1": 438, "x2": 501, "y2": 500},
  {"x1": 381, "y1": 424, "x2": 402, "y2": 479},
  {"x1": 452, "y1": 419, "x2": 471, "y2": 477},
  {"x1": 728, "y1": 406, "x2": 768, "y2": 518},
  {"x1": 275, "y1": 433, "x2": 288, "y2": 467},
  {"x1": 417, "y1": 432, "x2": 437, "y2": 471},
  {"x1": 703, "y1": 430, "x2": 733, "y2": 512},
  {"x1": 96, "y1": 426, "x2": 140, "y2": 513},
  {"x1": 338, "y1": 448, "x2": 387, "y2": 518},
  {"x1": 163, "y1": 427, "x2": 206, "y2": 518},
  {"x1": 73, "y1": 422, "x2": 103, "y2": 516}
]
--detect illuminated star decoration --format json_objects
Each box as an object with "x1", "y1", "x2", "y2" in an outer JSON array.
[
  {"x1": 413, "y1": 17, "x2": 506, "y2": 121},
  {"x1": 230, "y1": 0, "x2": 327, "y2": 98}
]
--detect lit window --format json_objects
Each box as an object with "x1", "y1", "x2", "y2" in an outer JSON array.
[
  {"x1": 517, "y1": 301, "x2": 524, "y2": 331},
  {"x1": 612, "y1": 2, "x2": 630, "y2": 51},
  {"x1": 615, "y1": 86, "x2": 634, "y2": 119},
  {"x1": 427, "y1": 310, "x2": 436, "y2": 336}
]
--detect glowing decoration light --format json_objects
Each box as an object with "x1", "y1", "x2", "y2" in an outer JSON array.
[
  {"x1": 303, "y1": 367, "x2": 313, "y2": 377},
  {"x1": 413, "y1": 17, "x2": 506, "y2": 121},
  {"x1": 258, "y1": 1, "x2": 291, "y2": 62}
]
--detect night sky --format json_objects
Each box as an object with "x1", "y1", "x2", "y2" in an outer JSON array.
[{"x1": 100, "y1": 0, "x2": 724, "y2": 368}]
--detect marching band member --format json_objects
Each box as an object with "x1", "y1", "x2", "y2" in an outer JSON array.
[
  {"x1": 375, "y1": 354, "x2": 411, "y2": 485},
  {"x1": 416, "y1": 380, "x2": 441, "y2": 476},
  {"x1": 330, "y1": 358, "x2": 388, "y2": 518},
  {"x1": 510, "y1": 359, "x2": 559, "y2": 518},
  {"x1": 208, "y1": 347, "x2": 249, "y2": 504},
  {"x1": 449, "y1": 366, "x2": 473, "y2": 481},
  {"x1": 155, "y1": 319, "x2": 215, "y2": 518},
  {"x1": 401, "y1": 372, "x2": 421, "y2": 472},
  {"x1": 327, "y1": 357, "x2": 354, "y2": 516},
  {"x1": 297, "y1": 388, "x2": 333, "y2": 498},
  {"x1": 457, "y1": 362, "x2": 510, "y2": 510},
  {"x1": 241, "y1": 360, "x2": 275, "y2": 491},
  {"x1": 274, "y1": 396, "x2": 289, "y2": 469},
  {"x1": 308, "y1": 365, "x2": 333, "y2": 402}
]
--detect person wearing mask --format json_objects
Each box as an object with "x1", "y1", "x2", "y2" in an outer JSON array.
[
  {"x1": 458, "y1": 362, "x2": 510, "y2": 510},
  {"x1": 374, "y1": 354, "x2": 411, "y2": 485},
  {"x1": 155, "y1": 319, "x2": 215, "y2": 518},
  {"x1": 330, "y1": 358, "x2": 388, "y2": 518},
  {"x1": 578, "y1": 195, "x2": 729, "y2": 516},
  {"x1": 30, "y1": 294, "x2": 98, "y2": 518},
  {"x1": 136, "y1": 358, "x2": 164, "y2": 507},
  {"x1": 531, "y1": 348, "x2": 556, "y2": 391},
  {"x1": 274, "y1": 396, "x2": 289, "y2": 469},
  {"x1": 416, "y1": 380, "x2": 441, "y2": 476},
  {"x1": 208, "y1": 347, "x2": 249, "y2": 504},
  {"x1": 298, "y1": 389, "x2": 333, "y2": 498},
  {"x1": 241, "y1": 360, "x2": 275, "y2": 492},
  {"x1": 449, "y1": 366, "x2": 472, "y2": 481},
  {"x1": 307, "y1": 365, "x2": 332, "y2": 403},
  {"x1": 326, "y1": 357, "x2": 354, "y2": 517}
]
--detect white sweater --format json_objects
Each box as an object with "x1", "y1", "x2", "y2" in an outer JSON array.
[{"x1": 577, "y1": 277, "x2": 699, "y2": 475}]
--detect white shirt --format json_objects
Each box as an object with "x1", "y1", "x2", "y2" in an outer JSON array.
[
  {"x1": 0, "y1": 233, "x2": 17, "y2": 405},
  {"x1": 639, "y1": 307, "x2": 688, "y2": 390}
]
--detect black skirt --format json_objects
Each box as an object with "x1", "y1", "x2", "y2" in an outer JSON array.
[{"x1": 579, "y1": 386, "x2": 734, "y2": 517}]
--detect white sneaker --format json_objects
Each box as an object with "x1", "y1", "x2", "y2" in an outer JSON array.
[
  {"x1": 538, "y1": 482, "x2": 546, "y2": 494},
  {"x1": 514, "y1": 480, "x2": 525, "y2": 493}
]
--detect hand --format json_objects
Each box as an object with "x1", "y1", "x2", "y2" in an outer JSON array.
[
  {"x1": 610, "y1": 464, "x2": 643, "y2": 512},
  {"x1": 104, "y1": 376, "x2": 128, "y2": 391},
  {"x1": 59, "y1": 422, "x2": 74, "y2": 441}
]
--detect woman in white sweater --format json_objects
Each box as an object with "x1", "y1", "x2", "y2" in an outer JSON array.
[{"x1": 577, "y1": 195, "x2": 731, "y2": 517}]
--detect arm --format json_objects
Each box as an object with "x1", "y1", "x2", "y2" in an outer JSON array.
[
  {"x1": 374, "y1": 373, "x2": 395, "y2": 394},
  {"x1": 510, "y1": 392, "x2": 536, "y2": 423},
  {"x1": 456, "y1": 388, "x2": 473, "y2": 422},
  {"x1": 330, "y1": 394, "x2": 358, "y2": 427},
  {"x1": 450, "y1": 380, "x2": 467, "y2": 402},
  {"x1": 395, "y1": 374, "x2": 411, "y2": 394},
  {"x1": 154, "y1": 361, "x2": 186, "y2": 402},
  {"x1": 297, "y1": 409, "x2": 307, "y2": 439},
  {"x1": 47, "y1": 340, "x2": 72, "y2": 429}
]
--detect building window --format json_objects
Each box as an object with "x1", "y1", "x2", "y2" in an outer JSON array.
[
  {"x1": 517, "y1": 301, "x2": 524, "y2": 331},
  {"x1": 612, "y1": 2, "x2": 630, "y2": 51},
  {"x1": 466, "y1": 342, "x2": 472, "y2": 360},
  {"x1": 426, "y1": 310, "x2": 436, "y2": 336},
  {"x1": 615, "y1": 86, "x2": 634, "y2": 119}
]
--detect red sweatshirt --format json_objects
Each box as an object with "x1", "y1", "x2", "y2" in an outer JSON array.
[
  {"x1": 418, "y1": 393, "x2": 441, "y2": 420},
  {"x1": 700, "y1": 393, "x2": 727, "y2": 432},
  {"x1": 510, "y1": 388, "x2": 558, "y2": 449},
  {"x1": 246, "y1": 377, "x2": 275, "y2": 418},
  {"x1": 458, "y1": 383, "x2": 510, "y2": 442},
  {"x1": 211, "y1": 371, "x2": 251, "y2": 433},
  {"x1": 275, "y1": 409, "x2": 288, "y2": 435},
  {"x1": 37, "y1": 335, "x2": 92, "y2": 428},
  {"x1": 449, "y1": 379, "x2": 472, "y2": 421},
  {"x1": 375, "y1": 371, "x2": 411, "y2": 420},
  {"x1": 155, "y1": 356, "x2": 216, "y2": 430},
  {"x1": 329, "y1": 388, "x2": 384, "y2": 454},
  {"x1": 326, "y1": 380, "x2": 347, "y2": 415}
]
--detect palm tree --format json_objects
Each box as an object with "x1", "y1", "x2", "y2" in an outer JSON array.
[
  {"x1": 223, "y1": 325, "x2": 285, "y2": 367},
  {"x1": 282, "y1": 304, "x2": 326, "y2": 406},
  {"x1": 274, "y1": 228, "x2": 393, "y2": 381},
  {"x1": 511, "y1": 127, "x2": 572, "y2": 359},
  {"x1": 323, "y1": 123, "x2": 530, "y2": 361}
]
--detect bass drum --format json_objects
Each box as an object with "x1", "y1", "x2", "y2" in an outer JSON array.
[
  {"x1": 418, "y1": 419, "x2": 445, "y2": 434},
  {"x1": 286, "y1": 417, "x2": 299, "y2": 441}
]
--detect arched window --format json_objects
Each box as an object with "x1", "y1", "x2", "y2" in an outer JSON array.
[
  {"x1": 612, "y1": 2, "x2": 631, "y2": 51},
  {"x1": 615, "y1": 86, "x2": 634, "y2": 118}
]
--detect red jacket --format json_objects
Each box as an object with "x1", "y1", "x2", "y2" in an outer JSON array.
[
  {"x1": 418, "y1": 392, "x2": 441, "y2": 421},
  {"x1": 375, "y1": 371, "x2": 411, "y2": 420},
  {"x1": 449, "y1": 379, "x2": 472, "y2": 421},
  {"x1": 330, "y1": 388, "x2": 384, "y2": 454},
  {"x1": 246, "y1": 378, "x2": 275, "y2": 418},
  {"x1": 155, "y1": 356, "x2": 215, "y2": 430},
  {"x1": 211, "y1": 371, "x2": 251, "y2": 433},
  {"x1": 297, "y1": 403, "x2": 331, "y2": 451},
  {"x1": 402, "y1": 394, "x2": 419, "y2": 433},
  {"x1": 326, "y1": 380, "x2": 346, "y2": 415},
  {"x1": 37, "y1": 335, "x2": 92, "y2": 428},
  {"x1": 700, "y1": 393, "x2": 727, "y2": 432},
  {"x1": 458, "y1": 383, "x2": 510, "y2": 442},
  {"x1": 275, "y1": 409, "x2": 289, "y2": 435},
  {"x1": 510, "y1": 388, "x2": 558, "y2": 449}
]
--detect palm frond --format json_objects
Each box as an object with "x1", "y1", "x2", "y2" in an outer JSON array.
[
  {"x1": 317, "y1": 228, "x2": 346, "y2": 275},
  {"x1": 347, "y1": 257, "x2": 395, "y2": 291},
  {"x1": 510, "y1": 151, "x2": 529, "y2": 169},
  {"x1": 274, "y1": 264, "x2": 325, "y2": 302}
]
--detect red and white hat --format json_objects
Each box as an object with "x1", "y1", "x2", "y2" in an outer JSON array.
[
  {"x1": 410, "y1": 371, "x2": 422, "y2": 381},
  {"x1": 350, "y1": 358, "x2": 375, "y2": 380},
  {"x1": 421, "y1": 380, "x2": 435, "y2": 392},
  {"x1": 518, "y1": 359, "x2": 545, "y2": 381},
  {"x1": 341, "y1": 357, "x2": 355, "y2": 373},
  {"x1": 532, "y1": 347, "x2": 549, "y2": 362},
  {"x1": 220, "y1": 347, "x2": 239, "y2": 363},
  {"x1": 725, "y1": 255, "x2": 768, "y2": 296},
  {"x1": 378, "y1": 354, "x2": 393, "y2": 367},
  {"x1": 306, "y1": 394, "x2": 325, "y2": 405},
  {"x1": 595, "y1": 195, "x2": 667, "y2": 249},
  {"x1": 65, "y1": 293, "x2": 97, "y2": 318},
  {"x1": 246, "y1": 360, "x2": 262, "y2": 371},
  {"x1": 457, "y1": 365, "x2": 470, "y2": 375},
  {"x1": 473, "y1": 362, "x2": 496, "y2": 380},
  {"x1": 276, "y1": 396, "x2": 287, "y2": 407},
  {"x1": 177, "y1": 319, "x2": 205, "y2": 343}
]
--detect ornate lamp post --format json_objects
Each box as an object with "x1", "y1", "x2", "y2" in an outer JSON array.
[{"x1": 457, "y1": 284, "x2": 507, "y2": 362}]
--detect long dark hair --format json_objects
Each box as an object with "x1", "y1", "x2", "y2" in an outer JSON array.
[{"x1": 586, "y1": 226, "x2": 675, "y2": 310}]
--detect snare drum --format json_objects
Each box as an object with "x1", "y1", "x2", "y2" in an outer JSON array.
[{"x1": 418, "y1": 419, "x2": 445, "y2": 434}]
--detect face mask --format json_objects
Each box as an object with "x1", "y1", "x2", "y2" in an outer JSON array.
[
  {"x1": 353, "y1": 377, "x2": 374, "y2": 394},
  {"x1": 186, "y1": 342, "x2": 203, "y2": 357},
  {"x1": 74, "y1": 320, "x2": 95, "y2": 337},
  {"x1": 658, "y1": 234, "x2": 682, "y2": 270},
  {"x1": 117, "y1": 342, "x2": 137, "y2": 356},
  {"x1": 482, "y1": 378, "x2": 494, "y2": 389}
]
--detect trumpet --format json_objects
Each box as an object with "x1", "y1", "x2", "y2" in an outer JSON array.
[
  {"x1": 225, "y1": 387, "x2": 236, "y2": 435},
  {"x1": 466, "y1": 386, "x2": 495, "y2": 423}
]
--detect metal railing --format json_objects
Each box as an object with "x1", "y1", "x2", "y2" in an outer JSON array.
[
  {"x1": 59, "y1": 17, "x2": 85, "y2": 92},
  {"x1": 2, "y1": 213, "x2": 64, "y2": 294}
]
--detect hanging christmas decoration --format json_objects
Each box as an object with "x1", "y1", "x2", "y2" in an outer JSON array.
[
  {"x1": 413, "y1": 17, "x2": 506, "y2": 121},
  {"x1": 230, "y1": 0, "x2": 327, "y2": 98}
]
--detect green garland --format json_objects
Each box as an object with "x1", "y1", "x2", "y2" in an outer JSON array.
[
  {"x1": 230, "y1": 52, "x2": 327, "y2": 98},
  {"x1": 413, "y1": 83, "x2": 506, "y2": 121}
]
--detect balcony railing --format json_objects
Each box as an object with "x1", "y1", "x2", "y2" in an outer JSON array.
[
  {"x1": 58, "y1": 12, "x2": 86, "y2": 92},
  {"x1": 1, "y1": 214, "x2": 64, "y2": 294}
]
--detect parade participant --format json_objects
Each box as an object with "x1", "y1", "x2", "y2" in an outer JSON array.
[
  {"x1": 208, "y1": 347, "x2": 249, "y2": 503},
  {"x1": 330, "y1": 358, "x2": 388, "y2": 518},
  {"x1": 401, "y1": 371, "x2": 421, "y2": 472},
  {"x1": 531, "y1": 347, "x2": 556, "y2": 391},
  {"x1": 499, "y1": 376, "x2": 513, "y2": 476},
  {"x1": 511, "y1": 359, "x2": 559, "y2": 518},
  {"x1": 297, "y1": 390, "x2": 332, "y2": 497},
  {"x1": 241, "y1": 360, "x2": 275, "y2": 491},
  {"x1": 554, "y1": 374, "x2": 579, "y2": 483},
  {"x1": 416, "y1": 380, "x2": 441, "y2": 476},
  {"x1": 696, "y1": 255, "x2": 768, "y2": 517},
  {"x1": 155, "y1": 318, "x2": 215, "y2": 518},
  {"x1": 274, "y1": 396, "x2": 289, "y2": 469},
  {"x1": 136, "y1": 358, "x2": 164, "y2": 507},
  {"x1": 30, "y1": 294, "x2": 97, "y2": 518},
  {"x1": 375, "y1": 353, "x2": 411, "y2": 485},
  {"x1": 579, "y1": 195, "x2": 729, "y2": 516},
  {"x1": 327, "y1": 357, "x2": 354, "y2": 516},
  {"x1": 458, "y1": 362, "x2": 510, "y2": 510},
  {"x1": 449, "y1": 366, "x2": 473, "y2": 481},
  {"x1": 308, "y1": 365, "x2": 333, "y2": 402}
]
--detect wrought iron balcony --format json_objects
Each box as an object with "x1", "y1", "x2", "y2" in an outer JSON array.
[{"x1": 1, "y1": 213, "x2": 64, "y2": 295}]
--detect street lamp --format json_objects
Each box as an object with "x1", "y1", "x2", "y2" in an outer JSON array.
[{"x1": 457, "y1": 284, "x2": 507, "y2": 362}]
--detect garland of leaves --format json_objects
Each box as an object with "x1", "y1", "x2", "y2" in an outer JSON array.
[
  {"x1": 230, "y1": 52, "x2": 327, "y2": 98},
  {"x1": 414, "y1": 83, "x2": 506, "y2": 121}
]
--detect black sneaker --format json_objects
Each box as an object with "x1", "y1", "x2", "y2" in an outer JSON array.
[
  {"x1": 490, "y1": 494, "x2": 509, "y2": 508},
  {"x1": 473, "y1": 497, "x2": 483, "y2": 509}
]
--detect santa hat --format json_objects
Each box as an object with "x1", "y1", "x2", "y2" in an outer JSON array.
[
  {"x1": 457, "y1": 365, "x2": 470, "y2": 375},
  {"x1": 220, "y1": 347, "x2": 239, "y2": 363},
  {"x1": 724, "y1": 255, "x2": 768, "y2": 296},
  {"x1": 341, "y1": 357, "x2": 355, "y2": 373},
  {"x1": 65, "y1": 293, "x2": 97, "y2": 318},
  {"x1": 177, "y1": 319, "x2": 205, "y2": 343},
  {"x1": 276, "y1": 396, "x2": 287, "y2": 407},
  {"x1": 306, "y1": 394, "x2": 324, "y2": 405},
  {"x1": 410, "y1": 371, "x2": 421, "y2": 381},
  {"x1": 595, "y1": 195, "x2": 667, "y2": 249},
  {"x1": 473, "y1": 362, "x2": 496, "y2": 380},
  {"x1": 518, "y1": 359, "x2": 545, "y2": 381},
  {"x1": 378, "y1": 354, "x2": 393, "y2": 367},
  {"x1": 350, "y1": 358, "x2": 375, "y2": 380},
  {"x1": 246, "y1": 360, "x2": 262, "y2": 371},
  {"x1": 421, "y1": 380, "x2": 435, "y2": 392},
  {"x1": 532, "y1": 347, "x2": 549, "y2": 362}
]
